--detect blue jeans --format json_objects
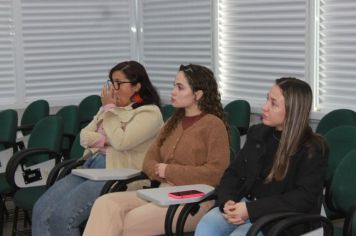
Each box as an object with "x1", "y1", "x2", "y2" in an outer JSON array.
[
  {"x1": 32, "y1": 153, "x2": 107, "y2": 236},
  {"x1": 195, "y1": 206, "x2": 263, "y2": 236}
]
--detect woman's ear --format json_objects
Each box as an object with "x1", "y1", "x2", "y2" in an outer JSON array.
[
  {"x1": 135, "y1": 83, "x2": 142, "y2": 93},
  {"x1": 194, "y1": 90, "x2": 203, "y2": 101}
]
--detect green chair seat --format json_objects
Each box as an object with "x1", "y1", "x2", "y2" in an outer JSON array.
[
  {"x1": 13, "y1": 186, "x2": 47, "y2": 210},
  {"x1": 0, "y1": 174, "x2": 13, "y2": 194}
]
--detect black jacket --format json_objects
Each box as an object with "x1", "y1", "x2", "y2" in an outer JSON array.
[{"x1": 217, "y1": 124, "x2": 328, "y2": 222}]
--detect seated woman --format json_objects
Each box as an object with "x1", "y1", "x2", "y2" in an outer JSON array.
[
  {"x1": 83, "y1": 64, "x2": 230, "y2": 236},
  {"x1": 32, "y1": 61, "x2": 163, "y2": 236},
  {"x1": 195, "y1": 77, "x2": 328, "y2": 236}
]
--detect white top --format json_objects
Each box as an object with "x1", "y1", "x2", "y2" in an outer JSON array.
[
  {"x1": 71, "y1": 168, "x2": 140, "y2": 181},
  {"x1": 136, "y1": 184, "x2": 215, "y2": 206}
]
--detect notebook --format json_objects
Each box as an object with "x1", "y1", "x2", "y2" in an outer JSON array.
[{"x1": 71, "y1": 168, "x2": 140, "y2": 181}]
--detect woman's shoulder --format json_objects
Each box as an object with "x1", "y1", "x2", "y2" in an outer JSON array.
[
  {"x1": 135, "y1": 104, "x2": 161, "y2": 114},
  {"x1": 134, "y1": 104, "x2": 163, "y2": 122},
  {"x1": 201, "y1": 113, "x2": 226, "y2": 127},
  {"x1": 109, "y1": 104, "x2": 162, "y2": 123},
  {"x1": 246, "y1": 123, "x2": 272, "y2": 138}
]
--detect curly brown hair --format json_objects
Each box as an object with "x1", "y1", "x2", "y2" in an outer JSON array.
[{"x1": 158, "y1": 64, "x2": 229, "y2": 146}]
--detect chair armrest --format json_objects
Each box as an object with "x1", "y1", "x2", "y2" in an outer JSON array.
[
  {"x1": 266, "y1": 214, "x2": 333, "y2": 236},
  {"x1": 175, "y1": 191, "x2": 217, "y2": 236},
  {"x1": 5, "y1": 147, "x2": 62, "y2": 189},
  {"x1": 100, "y1": 172, "x2": 151, "y2": 195},
  {"x1": 246, "y1": 212, "x2": 302, "y2": 236},
  {"x1": 136, "y1": 184, "x2": 214, "y2": 236},
  {"x1": 46, "y1": 159, "x2": 78, "y2": 187},
  {"x1": 57, "y1": 159, "x2": 86, "y2": 180}
]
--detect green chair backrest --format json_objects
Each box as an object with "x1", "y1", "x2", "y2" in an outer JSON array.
[
  {"x1": 25, "y1": 116, "x2": 63, "y2": 166},
  {"x1": 161, "y1": 104, "x2": 175, "y2": 122},
  {"x1": 69, "y1": 133, "x2": 84, "y2": 160},
  {"x1": 56, "y1": 105, "x2": 79, "y2": 154},
  {"x1": 56, "y1": 105, "x2": 79, "y2": 137},
  {"x1": 78, "y1": 95, "x2": 101, "y2": 129},
  {"x1": 224, "y1": 100, "x2": 251, "y2": 135},
  {"x1": 0, "y1": 109, "x2": 18, "y2": 151},
  {"x1": 316, "y1": 109, "x2": 356, "y2": 136},
  {"x1": 331, "y1": 149, "x2": 356, "y2": 212},
  {"x1": 324, "y1": 126, "x2": 356, "y2": 181},
  {"x1": 229, "y1": 126, "x2": 240, "y2": 161},
  {"x1": 21, "y1": 99, "x2": 49, "y2": 136}
]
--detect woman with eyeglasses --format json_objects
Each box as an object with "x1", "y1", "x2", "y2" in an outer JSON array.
[
  {"x1": 32, "y1": 61, "x2": 163, "y2": 236},
  {"x1": 82, "y1": 64, "x2": 230, "y2": 236},
  {"x1": 195, "y1": 77, "x2": 328, "y2": 236}
]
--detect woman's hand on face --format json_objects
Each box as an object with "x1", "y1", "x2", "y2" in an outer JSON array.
[
  {"x1": 222, "y1": 201, "x2": 248, "y2": 225},
  {"x1": 155, "y1": 163, "x2": 168, "y2": 178},
  {"x1": 101, "y1": 84, "x2": 116, "y2": 106}
]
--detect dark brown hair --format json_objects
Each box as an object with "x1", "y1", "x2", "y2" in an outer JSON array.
[{"x1": 109, "y1": 61, "x2": 161, "y2": 108}]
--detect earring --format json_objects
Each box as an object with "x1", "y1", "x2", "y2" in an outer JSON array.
[{"x1": 132, "y1": 93, "x2": 143, "y2": 104}]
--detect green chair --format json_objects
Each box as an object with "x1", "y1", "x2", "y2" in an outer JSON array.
[
  {"x1": 229, "y1": 126, "x2": 240, "y2": 161},
  {"x1": 316, "y1": 109, "x2": 356, "y2": 136},
  {"x1": 323, "y1": 125, "x2": 356, "y2": 220},
  {"x1": 78, "y1": 95, "x2": 101, "y2": 129},
  {"x1": 0, "y1": 193, "x2": 4, "y2": 236},
  {"x1": 324, "y1": 126, "x2": 356, "y2": 183},
  {"x1": 5, "y1": 116, "x2": 63, "y2": 235},
  {"x1": 18, "y1": 99, "x2": 49, "y2": 136},
  {"x1": 224, "y1": 100, "x2": 251, "y2": 135},
  {"x1": 325, "y1": 149, "x2": 356, "y2": 236},
  {"x1": 46, "y1": 133, "x2": 84, "y2": 186},
  {"x1": 347, "y1": 203, "x2": 356, "y2": 236},
  {"x1": 0, "y1": 109, "x2": 18, "y2": 152},
  {"x1": 55, "y1": 105, "x2": 80, "y2": 159},
  {"x1": 0, "y1": 109, "x2": 18, "y2": 230},
  {"x1": 250, "y1": 150, "x2": 356, "y2": 236},
  {"x1": 161, "y1": 104, "x2": 175, "y2": 122}
]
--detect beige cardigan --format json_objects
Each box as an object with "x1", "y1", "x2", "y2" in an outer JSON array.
[
  {"x1": 143, "y1": 114, "x2": 229, "y2": 187},
  {"x1": 80, "y1": 104, "x2": 163, "y2": 170}
]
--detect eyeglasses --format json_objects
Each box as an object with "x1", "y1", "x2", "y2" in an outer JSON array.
[{"x1": 108, "y1": 79, "x2": 134, "y2": 90}]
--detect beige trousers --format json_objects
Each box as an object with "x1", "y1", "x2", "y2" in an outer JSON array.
[{"x1": 83, "y1": 190, "x2": 213, "y2": 236}]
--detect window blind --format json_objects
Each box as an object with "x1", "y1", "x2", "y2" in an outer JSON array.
[
  {"x1": 139, "y1": 0, "x2": 213, "y2": 103},
  {"x1": 218, "y1": 0, "x2": 307, "y2": 109},
  {"x1": 21, "y1": 0, "x2": 133, "y2": 106},
  {"x1": 318, "y1": 0, "x2": 356, "y2": 111},
  {"x1": 0, "y1": 0, "x2": 16, "y2": 105}
]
